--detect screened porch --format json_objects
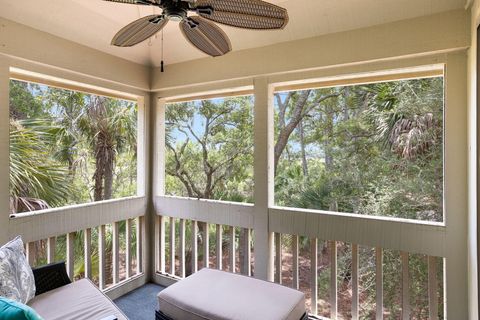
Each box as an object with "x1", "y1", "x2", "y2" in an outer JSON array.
[{"x1": 0, "y1": 1, "x2": 478, "y2": 319}]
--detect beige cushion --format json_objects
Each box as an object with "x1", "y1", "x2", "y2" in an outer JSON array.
[
  {"x1": 28, "y1": 279, "x2": 127, "y2": 320},
  {"x1": 158, "y1": 268, "x2": 305, "y2": 320}
]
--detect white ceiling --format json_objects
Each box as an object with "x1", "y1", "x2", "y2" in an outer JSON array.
[{"x1": 0, "y1": 0, "x2": 466, "y2": 67}]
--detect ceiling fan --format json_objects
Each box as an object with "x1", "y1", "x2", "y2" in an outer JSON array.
[{"x1": 105, "y1": 0, "x2": 289, "y2": 57}]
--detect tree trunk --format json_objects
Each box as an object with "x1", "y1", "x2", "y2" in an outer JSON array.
[
  {"x1": 298, "y1": 120, "x2": 308, "y2": 176},
  {"x1": 93, "y1": 141, "x2": 105, "y2": 202},
  {"x1": 104, "y1": 146, "x2": 115, "y2": 200},
  {"x1": 274, "y1": 90, "x2": 311, "y2": 173},
  {"x1": 92, "y1": 96, "x2": 108, "y2": 202},
  {"x1": 343, "y1": 86, "x2": 350, "y2": 121},
  {"x1": 324, "y1": 105, "x2": 334, "y2": 170}
]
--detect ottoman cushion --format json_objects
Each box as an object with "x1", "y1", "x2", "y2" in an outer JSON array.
[{"x1": 157, "y1": 268, "x2": 305, "y2": 320}]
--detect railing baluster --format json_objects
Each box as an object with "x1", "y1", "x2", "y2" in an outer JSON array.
[
  {"x1": 84, "y1": 229, "x2": 92, "y2": 279},
  {"x1": 292, "y1": 235, "x2": 299, "y2": 290},
  {"x1": 155, "y1": 215, "x2": 165, "y2": 273},
  {"x1": 240, "y1": 228, "x2": 251, "y2": 276},
  {"x1": 99, "y1": 225, "x2": 106, "y2": 290},
  {"x1": 216, "y1": 224, "x2": 222, "y2": 270},
  {"x1": 203, "y1": 222, "x2": 209, "y2": 269},
  {"x1": 66, "y1": 233, "x2": 75, "y2": 280},
  {"x1": 26, "y1": 242, "x2": 35, "y2": 266},
  {"x1": 401, "y1": 251, "x2": 410, "y2": 320},
  {"x1": 112, "y1": 221, "x2": 120, "y2": 284},
  {"x1": 310, "y1": 238, "x2": 318, "y2": 315},
  {"x1": 352, "y1": 244, "x2": 359, "y2": 320},
  {"x1": 169, "y1": 217, "x2": 176, "y2": 275},
  {"x1": 126, "y1": 219, "x2": 133, "y2": 279},
  {"x1": 376, "y1": 247, "x2": 383, "y2": 320},
  {"x1": 275, "y1": 233, "x2": 282, "y2": 284},
  {"x1": 428, "y1": 256, "x2": 438, "y2": 319},
  {"x1": 47, "y1": 237, "x2": 56, "y2": 264},
  {"x1": 192, "y1": 220, "x2": 198, "y2": 273},
  {"x1": 179, "y1": 219, "x2": 186, "y2": 278},
  {"x1": 330, "y1": 241, "x2": 337, "y2": 320},
  {"x1": 136, "y1": 216, "x2": 143, "y2": 274},
  {"x1": 229, "y1": 226, "x2": 236, "y2": 273}
]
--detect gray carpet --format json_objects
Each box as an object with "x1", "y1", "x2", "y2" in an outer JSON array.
[{"x1": 114, "y1": 283, "x2": 165, "y2": 320}]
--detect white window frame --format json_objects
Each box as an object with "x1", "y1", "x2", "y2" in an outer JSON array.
[{"x1": 3, "y1": 66, "x2": 149, "y2": 243}]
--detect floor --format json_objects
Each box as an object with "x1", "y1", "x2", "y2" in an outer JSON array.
[{"x1": 114, "y1": 283, "x2": 165, "y2": 320}]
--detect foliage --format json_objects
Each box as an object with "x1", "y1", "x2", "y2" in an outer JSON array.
[
  {"x1": 274, "y1": 78, "x2": 444, "y2": 222},
  {"x1": 165, "y1": 96, "x2": 254, "y2": 201},
  {"x1": 9, "y1": 119, "x2": 70, "y2": 213},
  {"x1": 8, "y1": 80, "x2": 137, "y2": 213}
]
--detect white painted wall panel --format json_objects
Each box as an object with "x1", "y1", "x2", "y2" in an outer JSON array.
[{"x1": 0, "y1": 17, "x2": 149, "y2": 91}]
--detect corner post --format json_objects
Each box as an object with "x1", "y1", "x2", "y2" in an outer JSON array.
[
  {"x1": 0, "y1": 58, "x2": 9, "y2": 245},
  {"x1": 253, "y1": 77, "x2": 274, "y2": 281}
]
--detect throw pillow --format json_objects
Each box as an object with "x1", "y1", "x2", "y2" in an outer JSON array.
[
  {"x1": 0, "y1": 296, "x2": 43, "y2": 320},
  {"x1": 0, "y1": 237, "x2": 36, "y2": 303}
]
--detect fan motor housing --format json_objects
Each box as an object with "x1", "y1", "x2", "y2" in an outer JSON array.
[{"x1": 162, "y1": 0, "x2": 189, "y2": 22}]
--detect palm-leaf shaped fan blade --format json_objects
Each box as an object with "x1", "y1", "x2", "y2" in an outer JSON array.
[
  {"x1": 104, "y1": 0, "x2": 159, "y2": 5},
  {"x1": 112, "y1": 15, "x2": 168, "y2": 47},
  {"x1": 194, "y1": 0, "x2": 288, "y2": 30},
  {"x1": 180, "y1": 16, "x2": 231, "y2": 57}
]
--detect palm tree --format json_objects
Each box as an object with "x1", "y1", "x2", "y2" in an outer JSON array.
[
  {"x1": 361, "y1": 78, "x2": 443, "y2": 159},
  {"x1": 44, "y1": 88, "x2": 86, "y2": 173},
  {"x1": 9, "y1": 119, "x2": 71, "y2": 214},
  {"x1": 78, "y1": 95, "x2": 137, "y2": 201}
]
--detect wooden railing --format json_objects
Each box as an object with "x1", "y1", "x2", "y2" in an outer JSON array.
[
  {"x1": 9, "y1": 196, "x2": 147, "y2": 298},
  {"x1": 24, "y1": 217, "x2": 144, "y2": 291},
  {"x1": 154, "y1": 196, "x2": 445, "y2": 319},
  {"x1": 155, "y1": 215, "x2": 253, "y2": 278},
  {"x1": 272, "y1": 233, "x2": 442, "y2": 320}
]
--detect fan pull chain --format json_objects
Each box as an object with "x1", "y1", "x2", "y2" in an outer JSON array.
[{"x1": 161, "y1": 29, "x2": 164, "y2": 73}]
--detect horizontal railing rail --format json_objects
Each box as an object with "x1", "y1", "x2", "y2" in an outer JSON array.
[
  {"x1": 9, "y1": 196, "x2": 146, "y2": 243},
  {"x1": 269, "y1": 206, "x2": 446, "y2": 258},
  {"x1": 154, "y1": 196, "x2": 254, "y2": 229}
]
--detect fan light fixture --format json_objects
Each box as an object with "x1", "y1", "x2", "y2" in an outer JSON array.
[{"x1": 105, "y1": 0, "x2": 289, "y2": 59}]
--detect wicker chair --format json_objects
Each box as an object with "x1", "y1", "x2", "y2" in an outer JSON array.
[{"x1": 32, "y1": 262, "x2": 71, "y2": 296}]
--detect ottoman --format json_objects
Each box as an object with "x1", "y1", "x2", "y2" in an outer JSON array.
[{"x1": 157, "y1": 268, "x2": 306, "y2": 320}]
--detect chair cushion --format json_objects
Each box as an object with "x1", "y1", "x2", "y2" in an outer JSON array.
[
  {"x1": 28, "y1": 279, "x2": 127, "y2": 320},
  {"x1": 0, "y1": 296, "x2": 43, "y2": 320},
  {"x1": 0, "y1": 237, "x2": 36, "y2": 304},
  {"x1": 158, "y1": 268, "x2": 305, "y2": 320}
]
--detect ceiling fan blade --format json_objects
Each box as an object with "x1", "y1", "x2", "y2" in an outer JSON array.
[
  {"x1": 112, "y1": 15, "x2": 167, "y2": 47},
  {"x1": 180, "y1": 16, "x2": 231, "y2": 57},
  {"x1": 103, "y1": 0, "x2": 159, "y2": 5},
  {"x1": 194, "y1": 0, "x2": 288, "y2": 30}
]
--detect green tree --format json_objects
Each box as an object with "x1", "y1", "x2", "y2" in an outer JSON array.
[
  {"x1": 9, "y1": 80, "x2": 45, "y2": 120},
  {"x1": 166, "y1": 96, "x2": 253, "y2": 201},
  {"x1": 78, "y1": 95, "x2": 137, "y2": 201}
]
